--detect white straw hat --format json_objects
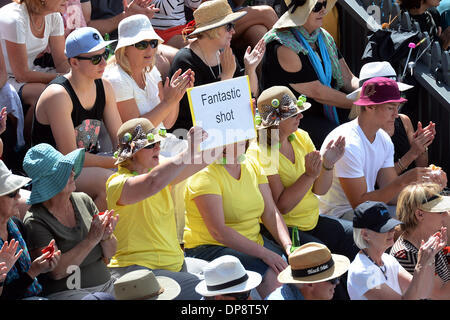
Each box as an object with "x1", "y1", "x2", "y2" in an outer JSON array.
[
  {"x1": 0, "y1": 160, "x2": 30, "y2": 197},
  {"x1": 115, "y1": 14, "x2": 164, "y2": 52}
]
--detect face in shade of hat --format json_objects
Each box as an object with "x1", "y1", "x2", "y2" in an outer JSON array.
[
  {"x1": 22, "y1": 144, "x2": 85, "y2": 205},
  {"x1": 187, "y1": 0, "x2": 247, "y2": 38},
  {"x1": 0, "y1": 160, "x2": 31, "y2": 219}
]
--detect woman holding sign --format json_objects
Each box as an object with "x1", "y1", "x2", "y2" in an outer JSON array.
[
  {"x1": 183, "y1": 139, "x2": 293, "y2": 299},
  {"x1": 168, "y1": 0, "x2": 265, "y2": 135}
]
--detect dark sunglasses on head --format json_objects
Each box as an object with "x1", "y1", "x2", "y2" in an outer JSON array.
[
  {"x1": 223, "y1": 290, "x2": 251, "y2": 300},
  {"x1": 75, "y1": 48, "x2": 109, "y2": 65},
  {"x1": 328, "y1": 277, "x2": 340, "y2": 285},
  {"x1": 6, "y1": 189, "x2": 20, "y2": 198},
  {"x1": 312, "y1": 0, "x2": 327, "y2": 12},
  {"x1": 134, "y1": 39, "x2": 159, "y2": 50},
  {"x1": 144, "y1": 142, "x2": 160, "y2": 150},
  {"x1": 225, "y1": 23, "x2": 235, "y2": 32}
]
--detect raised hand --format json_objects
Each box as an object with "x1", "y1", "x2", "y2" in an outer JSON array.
[
  {"x1": 0, "y1": 240, "x2": 23, "y2": 274},
  {"x1": 304, "y1": 151, "x2": 322, "y2": 179},
  {"x1": 322, "y1": 136, "x2": 346, "y2": 168},
  {"x1": 123, "y1": 0, "x2": 160, "y2": 19},
  {"x1": 244, "y1": 38, "x2": 265, "y2": 72},
  {"x1": 99, "y1": 210, "x2": 119, "y2": 241},
  {"x1": 184, "y1": 126, "x2": 209, "y2": 164},
  {"x1": 163, "y1": 68, "x2": 195, "y2": 105},
  {"x1": 219, "y1": 46, "x2": 236, "y2": 80},
  {"x1": 0, "y1": 107, "x2": 7, "y2": 135},
  {"x1": 29, "y1": 240, "x2": 61, "y2": 277}
]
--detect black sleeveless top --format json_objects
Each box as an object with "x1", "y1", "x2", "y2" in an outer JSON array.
[
  {"x1": 391, "y1": 117, "x2": 415, "y2": 171},
  {"x1": 31, "y1": 76, "x2": 106, "y2": 151}
]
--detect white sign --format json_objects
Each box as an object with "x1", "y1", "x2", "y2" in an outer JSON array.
[{"x1": 187, "y1": 76, "x2": 256, "y2": 151}]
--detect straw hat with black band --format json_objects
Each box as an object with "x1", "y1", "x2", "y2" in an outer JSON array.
[{"x1": 186, "y1": 0, "x2": 247, "y2": 38}]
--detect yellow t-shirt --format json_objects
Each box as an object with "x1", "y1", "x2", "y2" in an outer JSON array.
[
  {"x1": 247, "y1": 129, "x2": 320, "y2": 231},
  {"x1": 106, "y1": 166, "x2": 184, "y2": 272},
  {"x1": 183, "y1": 158, "x2": 268, "y2": 249}
]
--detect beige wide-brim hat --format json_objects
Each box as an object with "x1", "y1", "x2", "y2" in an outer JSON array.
[
  {"x1": 0, "y1": 160, "x2": 31, "y2": 197},
  {"x1": 115, "y1": 14, "x2": 164, "y2": 52},
  {"x1": 419, "y1": 194, "x2": 450, "y2": 213},
  {"x1": 115, "y1": 118, "x2": 166, "y2": 165},
  {"x1": 278, "y1": 243, "x2": 350, "y2": 284},
  {"x1": 114, "y1": 269, "x2": 181, "y2": 300},
  {"x1": 187, "y1": 0, "x2": 247, "y2": 38},
  {"x1": 256, "y1": 86, "x2": 311, "y2": 130},
  {"x1": 273, "y1": 0, "x2": 337, "y2": 30}
]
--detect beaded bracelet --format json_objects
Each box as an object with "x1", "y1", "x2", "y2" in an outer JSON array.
[{"x1": 322, "y1": 163, "x2": 334, "y2": 171}]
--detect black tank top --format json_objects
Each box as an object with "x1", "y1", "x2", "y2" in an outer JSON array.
[
  {"x1": 31, "y1": 76, "x2": 106, "y2": 151},
  {"x1": 391, "y1": 117, "x2": 415, "y2": 171}
]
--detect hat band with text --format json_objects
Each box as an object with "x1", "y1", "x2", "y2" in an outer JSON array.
[
  {"x1": 206, "y1": 273, "x2": 248, "y2": 291},
  {"x1": 291, "y1": 258, "x2": 334, "y2": 277}
]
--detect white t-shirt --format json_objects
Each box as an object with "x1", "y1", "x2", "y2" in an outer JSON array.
[
  {"x1": 0, "y1": 2, "x2": 64, "y2": 78},
  {"x1": 104, "y1": 63, "x2": 162, "y2": 120},
  {"x1": 318, "y1": 119, "x2": 394, "y2": 218},
  {"x1": 347, "y1": 252, "x2": 402, "y2": 300}
]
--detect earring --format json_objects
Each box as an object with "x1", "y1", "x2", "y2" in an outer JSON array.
[{"x1": 41, "y1": 0, "x2": 46, "y2": 6}]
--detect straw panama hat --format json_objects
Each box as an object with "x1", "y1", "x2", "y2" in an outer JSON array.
[
  {"x1": 114, "y1": 269, "x2": 181, "y2": 300},
  {"x1": 256, "y1": 86, "x2": 311, "y2": 130},
  {"x1": 115, "y1": 14, "x2": 164, "y2": 52},
  {"x1": 187, "y1": 0, "x2": 247, "y2": 38},
  {"x1": 278, "y1": 242, "x2": 350, "y2": 284},
  {"x1": 0, "y1": 160, "x2": 31, "y2": 197},
  {"x1": 115, "y1": 118, "x2": 166, "y2": 165},
  {"x1": 23, "y1": 144, "x2": 85, "y2": 205},
  {"x1": 273, "y1": 0, "x2": 337, "y2": 30},
  {"x1": 195, "y1": 255, "x2": 262, "y2": 297}
]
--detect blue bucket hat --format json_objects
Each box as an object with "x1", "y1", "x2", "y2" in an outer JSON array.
[
  {"x1": 65, "y1": 27, "x2": 116, "y2": 58},
  {"x1": 23, "y1": 144, "x2": 85, "y2": 205}
]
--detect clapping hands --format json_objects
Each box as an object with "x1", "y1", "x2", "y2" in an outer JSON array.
[
  {"x1": 322, "y1": 136, "x2": 346, "y2": 169},
  {"x1": 244, "y1": 38, "x2": 265, "y2": 72}
]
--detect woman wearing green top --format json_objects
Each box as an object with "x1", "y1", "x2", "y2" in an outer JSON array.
[{"x1": 247, "y1": 86, "x2": 358, "y2": 262}]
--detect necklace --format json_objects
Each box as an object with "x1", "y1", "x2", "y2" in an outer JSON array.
[
  {"x1": 197, "y1": 43, "x2": 221, "y2": 79},
  {"x1": 29, "y1": 13, "x2": 45, "y2": 33},
  {"x1": 362, "y1": 250, "x2": 387, "y2": 280}
]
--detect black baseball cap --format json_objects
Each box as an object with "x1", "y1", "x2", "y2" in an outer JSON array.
[{"x1": 353, "y1": 201, "x2": 402, "y2": 233}]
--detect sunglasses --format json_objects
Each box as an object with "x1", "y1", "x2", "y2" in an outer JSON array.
[
  {"x1": 225, "y1": 23, "x2": 235, "y2": 32},
  {"x1": 6, "y1": 189, "x2": 20, "y2": 198},
  {"x1": 133, "y1": 40, "x2": 159, "y2": 50},
  {"x1": 312, "y1": 0, "x2": 327, "y2": 12},
  {"x1": 75, "y1": 48, "x2": 109, "y2": 65},
  {"x1": 328, "y1": 277, "x2": 340, "y2": 285},
  {"x1": 223, "y1": 290, "x2": 251, "y2": 300},
  {"x1": 144, "y1": 142, "x2": 160, "y2": 150}
]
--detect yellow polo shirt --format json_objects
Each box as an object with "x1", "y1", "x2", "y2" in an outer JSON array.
[
  {"x1": 183, "y1": 157, "x2": 268, "y2": 249},
  {"x1": 106, "y1": 166, "x2": 184, "y2": 272},
  {"x1": 247, "y1": 129, "x2": 320, "y2": 231}
]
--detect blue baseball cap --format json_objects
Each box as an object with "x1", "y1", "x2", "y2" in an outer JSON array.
[
  {"x1": 353, "y1": 201, "x2": 402, "y2": 233},
  {"x1": 65, "y1": 27, "x2": 116, "y2": 58}
]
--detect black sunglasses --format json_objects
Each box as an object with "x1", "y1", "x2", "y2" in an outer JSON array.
[
  {"x1": 225, "y1": 23, "x2": 235, "y2": 32},
  {"x1": 75, "y1": 48, "x2": 109, "y2": 65},
  {"x1": 134, "y1": 40, "x2": 159, "y2": 50},
  {"x1": 6, "y1": 189, "x2": 20, "y2": 198},
  {"x1": 312, "y1": 0, "x2": 327, "y2": 12},
  {"x1": 328, "y1": 277, "x2": 340, "y2": 285},
  {"x1": 144, "y1": 142, "x2": 160, "y2": 150},
  {"x1": 223, "y1": 290, "x2": 251, "y2": 300}
]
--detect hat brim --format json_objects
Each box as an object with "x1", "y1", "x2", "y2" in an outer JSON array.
[
  {"x1": 256, "y1": 102, "x2": 311, "y2": 130},
  {"x1": 150, "y1": 276, "x2": 181, "y2": 300},
  {"x1": 353, "y1": 96, "x2": 408, "y2": 106},
  {"x1": 195, "y1": 271, "x2": 262, "y2": 297},
  {"x1": 419, "y1": 195, "x2": 450, "y2": 213},
  {"x1": 114, "y1": 135, "x2": 166, "y2": 165},
  {"x1": 187, "y1": 11, "x2": 247, "y2": 38},
  {"x1": 273, "y1": 0, "x2": 337, "y2": 29},
  {"x1": 0, "y1": 175, "x2": 31, "y2": 197},
  {"x1": 346, "y1": 82, "x2": 413, "y2": 101},
  {"x1": 277, "y1": 254, "x2": 350, "y2": 284},
  {"x1": 378, "y1": 218, "x2": 403, "y2": 233},
  {"x1": 115, "y1": 30, "x2": 164, "y2": 52},
  {"x1": 66, "y1": 40, "x2": 117, "y2": 58},
  {"x1": 27, "y1": 148, "x2": 85, "y2": 205}
]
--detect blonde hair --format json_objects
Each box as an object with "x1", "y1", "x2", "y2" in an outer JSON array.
[
  {"x1": 14, "y1": 0, "x2": 45, "y2": 14},
  {"x1": 396, "y1": 182, "x2": 442, "y2": 232},
  {"x1": 197, "y1": 27, "x2": 221, "y2": 40},
  {"x1": 107, "y1": 46, "x2": 154, "y2": 77}
]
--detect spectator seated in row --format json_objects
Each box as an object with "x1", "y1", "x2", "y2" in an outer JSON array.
[
  {"x1": 169, "y1": 0, "x2": 265, "y2": 137},
  {"x1": 22, "y1": 143, "x2": 118, "y2": 300},
  {"x1": 266, "y1": 242, "x2": 350, "y2": 300},
  {"x1": 0, "y1": 160, "x2": 61, "y2": 300},
  {"x1": 347, "y1": 201, "x2": 446, "y2": 300},
  {"x1": 31, "y1": 27, "x2": 123, "y2": 212},
  {"x1": 391, "y1": 183, "x2": 450, "y2": 299},
  {"x1": 0, "y1": 0, "x2": 71, "y2": 143},
  {"x1": 318, "y1": 77, "x2": 435, "y2": 220},
  {"x1": 261, "y1": 0, "x2": 359, "y2": 147},
  {"x1": 105, "y1": 118, "x2": 220, "y2": 300}
]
